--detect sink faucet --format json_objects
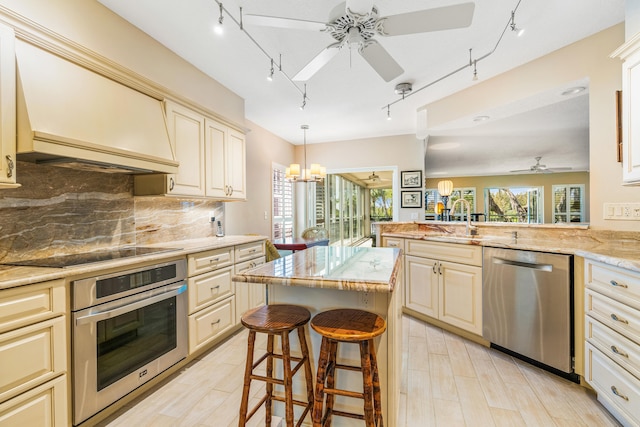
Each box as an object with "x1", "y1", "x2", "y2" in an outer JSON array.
[{"x1": 450, "y1": 199, "x2": 478, "y2": 237}]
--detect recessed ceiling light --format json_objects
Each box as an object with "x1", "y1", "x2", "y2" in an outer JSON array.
[
  {"x1": 561, "y1": 86, "x2": 586, "y2": 96},
  {"x1": 473, "y1": 115, "x2": 490, "y2": 122}
]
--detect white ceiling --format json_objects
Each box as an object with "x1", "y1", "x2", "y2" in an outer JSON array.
[{"x1": 98, "y1": 0, "x2": 624, "y2": 176}]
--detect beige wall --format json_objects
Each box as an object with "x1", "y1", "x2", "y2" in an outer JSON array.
[
  {"x1": 225, "y1": 120, "x2": 295, "y2": 236},
  {"x1": 423, "y1": 24, "x2": 638, "y2": 231},
  {"x1": 426, "y1": 172, "x2": 590, "y2": 223},
  {"x1": 302, "y1": 134, "x2": 425, "y2": 222}
]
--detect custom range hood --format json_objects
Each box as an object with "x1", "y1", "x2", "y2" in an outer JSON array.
[{"x1": 15, "y1": 41, "x2": 178, "y2": 174}]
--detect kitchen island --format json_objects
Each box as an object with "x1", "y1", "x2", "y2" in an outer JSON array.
[{"x1": 233, "y1": 246, "x2": 403, "y2": 427}]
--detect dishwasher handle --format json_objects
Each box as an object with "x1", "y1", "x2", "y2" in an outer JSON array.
[{"x1": 492, "y1": 257, "x2": 553, "y2": 272}]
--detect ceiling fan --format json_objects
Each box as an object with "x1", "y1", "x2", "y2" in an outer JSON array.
[
  {"x1": 244, "y1": 0, "x2": 475, "y2": 82},
  {"x1": 365, "y1": 171, "x2": 391, "y2": 182},
  {"x1": 510, "y1": 156, "x2": 573, "y2": 174}
]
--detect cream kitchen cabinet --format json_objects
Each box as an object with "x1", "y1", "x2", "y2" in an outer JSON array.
[
  {"x1": 613, "y1": 33, "x2": 640, "y2": 184},
  {"x1": 0, "y1": 279, "x2": 68, "y2": 426},
  {"x1": 403, "y1": 239, "x2": 483, "y2": 336},
  {"x1": 187, "y1": 240, "x2": 265, "y2": 354},
  {"x1": 584, "y1": 258, "x2": 640, "y2": 426},
  {"x1": 204, "y1": 118, "x2": 246, "y2": 200},
  {"x1": 233, "y1": 241, "x2": 266, "y2": 324},
  {"x1": 187, "y1": 247, "x2": 236, "y2": 354},
  {"x1": 0, "y1": 23, "x2": 18, "y2": 189},
  {"x1": 134, "y1": 102, "x2": 246, "y2": 200}
]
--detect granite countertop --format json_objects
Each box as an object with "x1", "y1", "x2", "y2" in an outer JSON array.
[
  {"x1": 381, "y1": 230, "x2": 640, "y2": 273},
  {"x1": 0, "y1": 235, "x2": 268, "y2": 291},
  {"x1": 233, "y1": 246, "x2": 403, "y2": 293}
]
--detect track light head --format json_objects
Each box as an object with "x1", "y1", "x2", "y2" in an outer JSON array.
[{"x1": 214, "y1": 2, "x2": 224, "y2": 35}]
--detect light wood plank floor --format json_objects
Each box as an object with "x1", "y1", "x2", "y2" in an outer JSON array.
[{"x1": 96, "y1": 315, "x2": 620, "y2": 427}]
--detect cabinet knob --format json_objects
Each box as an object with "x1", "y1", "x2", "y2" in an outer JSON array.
[
  {"x1": 5, "y1": 155, "x2": 14, "y2": 178},
  {"x1": 611, "y1": 386, "x2": 629, "y2": 401}
]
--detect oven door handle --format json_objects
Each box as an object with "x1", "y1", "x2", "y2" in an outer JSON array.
[{"x1": 75, "y1": 283, "x2": 187, "y2": 326}]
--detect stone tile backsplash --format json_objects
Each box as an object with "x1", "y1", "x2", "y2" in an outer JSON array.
[{"x1": 0, "y1": 162, "x2": 223, "y2": 261}]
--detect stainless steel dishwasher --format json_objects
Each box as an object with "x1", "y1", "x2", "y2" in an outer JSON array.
[{"x1": 483, "y1": 247, "x2": 576, "y2": 380}]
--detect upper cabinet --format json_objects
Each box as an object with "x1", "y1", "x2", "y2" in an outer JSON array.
[
  {"x1": 135, "y1": 101, "x2": 246, "y2": 200},
  {"x1": 0, "y1": 23, "x2": 18, "y2": 189},
  {"x1": 614, "y1": 33, "x2": 640, "y2": 184},
  {"x1": 204, "y1": 119, "x2": 246, "y2": 200}
]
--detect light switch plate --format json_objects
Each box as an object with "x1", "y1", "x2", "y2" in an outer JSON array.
[{"x1": 603, "y1": 202, "x2": 640, "y2": 220}]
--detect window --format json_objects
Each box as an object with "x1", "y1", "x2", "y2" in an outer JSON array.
[
  {"x1": 485, "y1": 186, "x2": 543, "y2": 223},
  {"x1": 322, "y1": 175, "x2": 366, "y2": 246},
  {"x1": 552, "y1": 184, "x2": 585, "y2": 223},
  {"x1": 425, "y1": 187, "x2": 476, "y2": 220},
  {"x1": 272, "y1": 164, "x2": 294, "y2": 240}
]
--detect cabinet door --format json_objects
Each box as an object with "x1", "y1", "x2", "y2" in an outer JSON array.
[
  {"x1": 165, "y1": 101, "x2": 205, "y2": 196},
  {"x1": 439, "y1": 261, "x2": 483, "y2": 335},
  {"x1": 621, "y1": 40, "x2": 640, "y2": 183},
  {"x1": 404, "y1": 255, "x2": 438, "y2": 318},
  {"x1": 226, "y1": 129, "x2": 246, "y2": 200},
  {"x1": 204, "y1": 118, "x2": 228, "y2": 198},
  {"x1": 0, "y1": 375, "x2": 68, "y2": 427},
  {"x1": 0, "y1": 24, "x2": 17, "y2": 189}
]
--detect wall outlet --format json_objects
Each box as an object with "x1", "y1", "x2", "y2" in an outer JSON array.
[
  {"x1": 360, "y1": 291, "x2": 372, "y2": 309},
  {"x1": 208, "y1": 211, "x2": 215, "y2": 223},
  {"x1": 603, "y1": 203, "x2": 640, "y2": 220}
]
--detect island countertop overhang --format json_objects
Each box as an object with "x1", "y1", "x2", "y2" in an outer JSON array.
[{"x1": 233, "y1": 246, "x2": 403, "y2": 293}]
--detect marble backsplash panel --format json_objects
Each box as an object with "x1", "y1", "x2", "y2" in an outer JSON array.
[{"x1": 0, "y1": 161, "x2": 223, "y2": 262}]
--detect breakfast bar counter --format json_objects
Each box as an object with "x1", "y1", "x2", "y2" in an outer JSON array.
[{"x1": 233, "y1": 246, "x2": 403, "y2": 426}]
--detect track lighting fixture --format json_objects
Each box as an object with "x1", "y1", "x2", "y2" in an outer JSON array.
[
  {"x1": 510, "y1": 10, "x2": 525, "y2": 37},
  {"x1": 380, "y1": 0, "x2": 525, "y2": 113},
  {"x1": 267, "y1": 58, "x2": 274, "y2": 81},
  {"x1": 300, "y1": 84, "x2": 307, "y2": 110},
  {"x1": 214, "y1": 2, "x2": 224, "y2": 35},
  {"x1": 386, "y1": 104, "x2": 391, "y2": 121},
  {"x1": 212, "y1": 0, "x2": 308, "y2": 108}
]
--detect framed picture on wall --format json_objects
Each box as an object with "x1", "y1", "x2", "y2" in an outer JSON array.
[
  {"x1": 401, "y1": 170, "x2": 422, "y2": 188},
  {"x1": 401, "y1": 191, "x2": 422, "y2": 208}
]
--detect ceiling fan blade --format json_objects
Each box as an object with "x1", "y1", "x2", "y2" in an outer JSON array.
[
  {"x1": 380, "y1": 2, "x2": 475, "y2": 36},
  {"x1": 345, "y1": 0, "x2": 374, "y2": 16},
  {"x1": 548, "y1": 167, "x2": 573, "y2": 172},
  {"x1": 243, "y1": 14, "x2": 327, "y2": 31},
  {"x1": 359, "y1": 41, "x2": 403, "y2": 82},
  {"x1": 293, "y1": 45, "x2": 341, "y2": 81}
]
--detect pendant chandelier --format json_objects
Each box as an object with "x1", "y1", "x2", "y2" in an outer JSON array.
[{"x1": 286, "y1": 125, "x2": 326, "y2": 182}]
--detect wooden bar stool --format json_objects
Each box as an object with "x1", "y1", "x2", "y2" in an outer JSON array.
[
  {"x1": 238, "y1": 304, "x2": 315, "y2": 427},
  {"x1": 311, "y1": 308, "x2": 386, "y2": 427}
]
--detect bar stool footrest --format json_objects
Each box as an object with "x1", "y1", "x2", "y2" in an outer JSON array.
[{"x1": 323, "y1": 387, "x2": 364, "y2": 399}]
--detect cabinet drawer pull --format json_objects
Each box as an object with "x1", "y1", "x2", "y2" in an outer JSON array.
[
  {"x1": 432, "y1": 264, "x2": 437, "y2": 274},
  {"x1": 610, "y1": 280, "x2": 628, "y2": 288},
  {"x1": 210, "y1": 285, "x2": 221, "y2": 292},
  {"x1": 5, "y1": 155, "x2": 14, "y2": 178},
  {"x1": 610, "y1": 345, "x2": 629, "y2": 358},
  {"x1": 169, "y1": 177, "x2": 175, "y2": 191},
  {"x1": 209, "y1": 257, "x2": 220, "y2": 263},
  {"x1": 611, "y1": 386, "x2": 629, "y2": 401},
  {"x1": 388, "y1": 242, "x2": 398, "y2": 247},
  {"x1": 610, "y1": 313, "x2": 629, "y2": 324},
  {"x1": 211, "y1": 319, "x2": 221, "y2": 326}
]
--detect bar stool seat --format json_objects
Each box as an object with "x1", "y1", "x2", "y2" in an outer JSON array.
[
  {"x1": 311, "y1": 308, "x2": 386, "y2": 427},
  {"x1": 239, "y1": 304, "x2": 315, "y2": 427}
]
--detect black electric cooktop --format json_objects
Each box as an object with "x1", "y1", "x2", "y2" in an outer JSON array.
[{"x1": 1, "y1": 247, "x2": 181, "y2": 268}]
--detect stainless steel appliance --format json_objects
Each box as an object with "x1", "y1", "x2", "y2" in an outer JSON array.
[
  {"x1": 483, "y1": 247, "x2": 577, "y2": 380},
  {"x1": 71, "y1": 258, "x2": 187, "y2": 425}
]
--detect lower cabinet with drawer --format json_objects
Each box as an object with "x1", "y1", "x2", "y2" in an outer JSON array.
[
  {"x1": 0, "y1": 280, "x2": 68, "y2": 426},
  {"x1": 186, "y1": 239, "x2": 266, "y2": 354},
  {"x1": 384, "y1": 238, "x2": 483, "y2": 336},
  {"x1": 233, "y1": 241, "x2": 266, "y2": 324},
  {"x1": 585, "y1": 258, "x2": 640, "y2": 426}
]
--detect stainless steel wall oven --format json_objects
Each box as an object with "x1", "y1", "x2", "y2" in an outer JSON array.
[{"x1": 72, "y1": 259, "x2": 187, "y2": 425}]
